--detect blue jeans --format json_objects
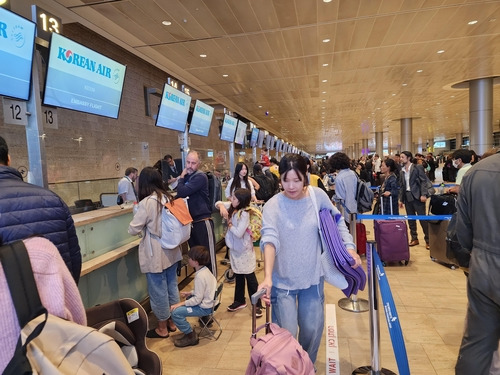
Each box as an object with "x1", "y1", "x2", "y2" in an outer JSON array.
[
  {"x1": 171, "y1": 305, "x2": 212, "y2": 334},
  {"x1": 270, "y1": 280, "x2": 325, "y2": 363},
  {"x1": 146, "y1": 263, "x2": 180, "y2": 321}
]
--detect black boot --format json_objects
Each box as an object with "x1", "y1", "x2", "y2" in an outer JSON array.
[{"x1": 174, "y1": 331, "x2": 199, "y2": 347}]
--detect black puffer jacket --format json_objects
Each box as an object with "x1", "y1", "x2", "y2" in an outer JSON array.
[{"x1": 0, "y1": 166, "x2": 81, "y2": 283}]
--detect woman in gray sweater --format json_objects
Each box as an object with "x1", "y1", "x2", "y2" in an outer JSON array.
[{"x1": 258, "y1": 153, "x2": 361, "y2": 364}]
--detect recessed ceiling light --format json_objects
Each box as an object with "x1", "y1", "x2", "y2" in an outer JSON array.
[
  {"x1": 258, "y1": 105, "x2": 262, "y2": 108},
  {"x1": 200, "y1": 54, "x2": 207, "y2": 58},
  {"x1": 450, "y1": 95, "x2": 455, "y2": 98},
  {"x1": 417, "y1": 69, "x2": 423, "y2": 73},
  {"x1": 323, "y1": 0, "x2": 332, "y2": 2},
  {"x1": 322, "y1": 91, "x2": 326, "y2": 94},
  {"x1": 402, "y1": 83, "x2": 408, "y2": 86},
  {"x1": 468, "y1": 20, "x2": 478, "y2": 25},
  {"x1": 322, "y1": 99, "x2": 326, "y2": 102},
  {"x1": 222, "y1": 74, "x2": 228, "y2": 77},
  {"x1": 322, "y1": 38, "x2": 330, "y2": 43},
  {"x1": 392, "y1": 93, "x2": 396, "y2": 96},
  {"x1": 437, "y1": 50, "x2": 445, "y2": 54},
  {"x1": 322, "y1": 63, "x2": 329, "y2": 67},
  {"x1": 162, "y1": 21, "x2": 172, "y2": 26},
  {"x1": 322, "y1": 79, "x2": 328, "y2": 83}
]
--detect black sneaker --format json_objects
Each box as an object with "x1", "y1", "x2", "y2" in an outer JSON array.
[
  {"x1": 227, "y1": 301, "x2": 247, "y2": 311},
  {"x1": 255, "y1": 307, "x2": 263, "y2": 318}
]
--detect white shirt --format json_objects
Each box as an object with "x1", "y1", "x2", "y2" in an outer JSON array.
[
  {"x1": 224, "y1": 178, "x2": 255, "y2": 199},
  {"x1": 118, "y1": 176, "x2": 136, "y2": 202}
]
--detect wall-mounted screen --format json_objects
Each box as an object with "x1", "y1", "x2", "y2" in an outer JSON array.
[
  {"x1": 188, "y1": 100, "x2": 214, "y2": 137},
  {"x1": 234, "y1": 120, "x2": 247, "y2": 145},
  {"x1": 0, "y1": 7, "x2": 36, "y2": 100},
  {"x1": 43, "y1": 33, "x2": 126, "y2": 119},
  {"x1": 220, "y1": 114, "x2": 237, "y2": 142},
  {"x1": 249, "y1": 128, "x2": 259, "y2": 147},
  {"x1": 156, "y1": 83, "x2": 192, "y2": 131},
  {"x1": 257, "y1": 130, "x2": 266, "y2": 148},
  {"x1": 265, "y1": 134, "x2": 275, "y2": 150}
]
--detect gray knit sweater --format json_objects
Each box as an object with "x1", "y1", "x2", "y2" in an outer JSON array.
[{"x1": 260, "y1": 186, "x2": 355, "y2": 290}]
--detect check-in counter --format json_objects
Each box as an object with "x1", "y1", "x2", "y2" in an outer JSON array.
[
  {"x1": 74, "y1": 205, "x2": 147, "y2": 308},
  {"x1": 74, "y1": 204, "x2": 225, "y2": 309}
]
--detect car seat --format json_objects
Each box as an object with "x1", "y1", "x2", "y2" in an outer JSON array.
[{"x1": 86, "y1": 298, "x2": 162, "y2": 375}]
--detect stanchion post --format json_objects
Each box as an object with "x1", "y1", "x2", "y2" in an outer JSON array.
[
  {"x1": 338, "y1": 212, "x2": 369, "y2": 313},
  {"x1": 352, "y1": 241, "x2": 396, "y2": 375}
]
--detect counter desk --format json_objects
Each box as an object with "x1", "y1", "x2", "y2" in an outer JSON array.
[{"x1": 74, "y1": 205, "x2": 225, "y2": 309}]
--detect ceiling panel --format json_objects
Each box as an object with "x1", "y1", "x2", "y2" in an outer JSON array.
[{"x1": 35, "y1": 0, "x2": 500, "y2": 153}]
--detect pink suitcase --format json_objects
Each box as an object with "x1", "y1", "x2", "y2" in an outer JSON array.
[{"x1": 374, "y1": 196, "x2": 410, "y2": 265}]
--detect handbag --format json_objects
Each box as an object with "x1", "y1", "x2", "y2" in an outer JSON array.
[{"x1": 308, "y1": 186, "x2": 348, "y2": 289}]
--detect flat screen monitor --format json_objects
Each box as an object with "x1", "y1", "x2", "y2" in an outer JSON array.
[
  {"x1": 156, "y1": 83, "x2": 192, "y2": 131},
  {"x1": 234, "y1": 120, "x2": 247, "y2": 145},
  {"x1": 0, "y1": 8, "x2": 36, "y2": 100},
  {"x1": 275, "y1": 139, "x2": 282, "y2": 151},
  {"x1": 188, "y1": 100, "x2": 214, "y2": 137},
  {"x1": 249, "y1": 128, "x2": 259, "y2": 147},
  {"x1": 43, "y1": 33, "x2": 126, "y2": 119},
  {"x1": 257, "y1": 130, "x2": 266, "y2": 148},
  {"x1": 265, "y1": 134, "x2": 275, "y2": 150},
  {"x1": 220, "y1": 114, "x2": 237, "y2": 142}
]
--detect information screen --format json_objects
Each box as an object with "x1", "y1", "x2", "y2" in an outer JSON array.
[
  {"x1": 156, "y1": 84, "x2": 192, "y2": 131},
  {"x1": 220, "y1": 114, "x2": 237, "y2": 142},
  {"x1": 0, "y1": 7, "x2": 36, "y2": 100},
  {"x1": 43, "y1": 33, "x2": 127, "y2": 118},
  {"x1": 234, "y1": 120, "x2": 247, "y2": 145},
  {"x1": 188, "y1": 100, "x2": 214, "y2": 136}
]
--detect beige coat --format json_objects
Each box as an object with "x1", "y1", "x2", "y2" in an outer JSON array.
[{"x1": 128, "y1": 192, "x2": 182, "y2": 274}]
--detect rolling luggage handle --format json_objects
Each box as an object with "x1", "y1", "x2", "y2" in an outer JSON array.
[{"x1": 251, "y1": 288, "x2": 270, "y2": 337}]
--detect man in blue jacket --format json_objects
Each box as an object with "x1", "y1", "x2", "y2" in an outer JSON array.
[
  {"x1": 176, "y1": 150, "x2": 217, "y2": 277},
  {"x1": 0, "y1": 136, "x2": 81, "y2": 283}
]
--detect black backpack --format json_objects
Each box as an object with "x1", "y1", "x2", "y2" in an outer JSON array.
[
  {"x1": 356, "y1": 178, "x2": 375, "y2": 213},
  {"x1": 254, "y1": 174, "x2": 275, "y2": 202},
  {"x1": 206, "y1": 171, "x2": 222, "y2": 212}
]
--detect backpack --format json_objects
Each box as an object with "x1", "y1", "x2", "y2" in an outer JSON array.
[
  {"x1": 237, "y1": 206, "x2": 263, "y2": 242},
  {"x1": 206, "y1": 171, "x2": 222, "y2": 212},
  {"x1": 245, "y1": 322, "x2": 315, "y2": 375},
  {"x1": 254, "y1": 174, "x2": 275, "y2": 202},
  {"x1": 265, "y1": 169, "x2": 280, "y2": 194},
  {"x1": 160, "y1": 197, "x2": 193, "y2": 249},
  {"x1": 356, "y1": 178, "x2": 375, "y2": 213},
  {"x1": 0, "y1": 241, "x2": 135, "y2": 375}
]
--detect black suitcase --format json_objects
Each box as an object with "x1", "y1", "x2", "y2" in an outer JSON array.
[{"x1": 429, "y1": 220, "x2": 459, "y2": 269}]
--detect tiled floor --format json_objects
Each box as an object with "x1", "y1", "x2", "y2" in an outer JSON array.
[{"x1": 147, "y1": 221, "x2": 468, "y2": 375}]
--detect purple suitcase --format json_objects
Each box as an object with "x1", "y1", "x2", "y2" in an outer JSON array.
[{"x1": 374, "y1": 196, "x2": 410, "y2": 265}]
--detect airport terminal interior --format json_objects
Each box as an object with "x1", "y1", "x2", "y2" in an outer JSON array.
[{"x1": 1, "y1": 1, "x2": 500, "y2": 374}]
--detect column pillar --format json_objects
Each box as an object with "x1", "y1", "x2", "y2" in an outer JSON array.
[
  {"x1": 456, "y1": 133, "x2": 463, "y2": 149},
  {"x1": 361, "y1": 139, "x2": 369, "y2": 155},
  {"x1": 375, "y1": 132, "x2": 383, "y2": 157},
  {"x1": 469, "y1": 78, "x2": 493, "y2": 156},
  {"x1": 354, "y1": 143, "x2": 360, "y2": 160},
  {"x1": 400, "y1": 118, "x2": 412, "y2": 153}
]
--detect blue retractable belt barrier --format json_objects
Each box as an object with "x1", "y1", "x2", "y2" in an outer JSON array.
[
  {"x1": 359, "y1": 214, "x2": 452, "y2": 221},
  {"x1": 373, "y1": 246, "x2": 410, "y2": 375}
]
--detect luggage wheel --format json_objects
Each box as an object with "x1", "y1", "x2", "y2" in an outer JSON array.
[
  {"x1": 224, "y1": 268, "x2": 235, "y2": 283},
  {"x1": 403, "y1": 260, "x2": 409, "y2": 266}
]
